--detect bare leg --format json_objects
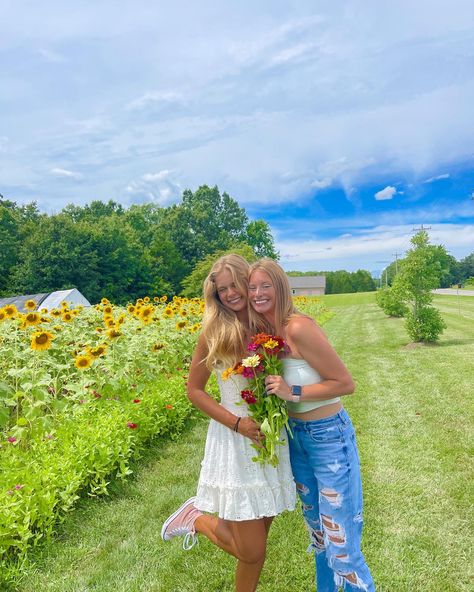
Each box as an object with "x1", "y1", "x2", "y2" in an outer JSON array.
[{"x1": 194, "y1": 515, "x2": 274, "y2": 592}]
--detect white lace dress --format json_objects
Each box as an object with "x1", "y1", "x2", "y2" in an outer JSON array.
[{"x1": 194, "y1": 370, "x2": 296, "y2": 521}]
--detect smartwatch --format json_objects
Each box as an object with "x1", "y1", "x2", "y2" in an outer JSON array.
[{"x1": 291, "y1": 385, "x2": 302, "y2": 403}]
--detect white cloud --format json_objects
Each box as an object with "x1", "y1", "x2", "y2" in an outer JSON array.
[
  {"x1": 424, "y1": 173, "x2": 450, "y2": 183},
  {"x1": 375, "y1": 186, "x2": 397, "y2": 201},
  {"x1": 124, "y1": 170, "x2": 182, "y2": 206},
  {"x1": 277, "y1": 224, "x2": 474, "y2": 271},
  {"x1": 126, "y1": 91, "x2": 184, "y2": 111},
  {"x1": 50, "y1": 167, "x2": 83, "y2": 180}
]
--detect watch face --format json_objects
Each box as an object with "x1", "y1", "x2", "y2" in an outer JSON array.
[{"x1": 291, "y1": 385, "x2": 302, "y2": 396}]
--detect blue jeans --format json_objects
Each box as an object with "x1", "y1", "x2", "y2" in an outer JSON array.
[{"x1": 288, "y1": 409, "x2": 375, "y2": 592}]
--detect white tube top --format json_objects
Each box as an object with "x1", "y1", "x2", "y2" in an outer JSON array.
[{"x1": 282, "y1": 358, "x2": 340, "y2": 413}]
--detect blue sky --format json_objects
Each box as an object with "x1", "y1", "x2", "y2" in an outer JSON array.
[{"x1": 1, "y1": 0, "x2": 473, "y2": 274}]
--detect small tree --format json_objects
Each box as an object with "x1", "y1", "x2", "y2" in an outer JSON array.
[
  {"x1": 393, "y1": 230, "x2": 447, "y2": 342},
  {"x1": 375, "y1": 286, "x2": 408, "y2": 317}
]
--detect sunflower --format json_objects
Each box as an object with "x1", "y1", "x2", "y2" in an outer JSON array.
[
  {"x1": 127, "y1": 304, "x2": 135, "y2": 314},
  {"x1": 143, "y1": 296, "x2": 150, "y2": 303},
  {"x1": 61, "y1": 301, "x2": 69, "y2": 309},
  {"x1": 25, "y1": 299, "x2": 37, "y2": 310},
  {"x1": 180, "y1": 309, "x2": 188, "y2": 317},
  {"x1": 117, "y1": 314, "x2": 126, "y2": 325},
  {"x1": 152, "y1": 343, "x2": 164, "y2": 351},
  {"x1": 103, "y1": 305, "x2": 113, "y2": 315},
  {"x1": 153, "y1": 297, "x2": 159, "y2": 302},
  {"x1": 106, "y1": 328, "x2": 122, "y2": 339},
  {"x1": 4, "y1": 304, "x2": 18, "y2": 318},
  {"x1": 87, "y1": 344, "x2": 108, "y2": 357},
  {"x1": 101, "y1": 298, "x2": 110, "y2": 305},
  {"x1": 176, "y1": 320, "x2": 187, "y2": 330},
  {"x1": 62, "y1": 312, "x2": 73, "y2": 322},
  {"x1": 163, "y1": 307, "x2": 174, "y2": 318},
  {"x1": 139, "y1": 306, "x2": 154, "y2": 322},
  {"x1": 23, "y1": 312, "x2": 42, "y2": 327},
  {"x1": 75, "y1": 355, "x2": 93, "y2": 369},
  {"x1": 160, "y1": 295, "x2": 167, "y2": 303},
  {"x1": 50, "y1": 308, "x2": 62, "y2": 317},
  {"x1": 31, "y1": 331, "x2": 55, "y2": 351},
  {"x1": 0, "y1": 309, "x2": 6, "y2": 322},
  {"x1": 105, "y1": 318, "x2": 116, "y2": 328}
]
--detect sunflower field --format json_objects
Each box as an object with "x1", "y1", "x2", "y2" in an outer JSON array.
[{"x1": 0, "y1": 294, "x2": 205, "y2": 573}]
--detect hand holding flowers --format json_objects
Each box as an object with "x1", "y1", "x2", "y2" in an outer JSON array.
[{"x1": 225, "y1": 333, "x2": 290, "y2": 467}]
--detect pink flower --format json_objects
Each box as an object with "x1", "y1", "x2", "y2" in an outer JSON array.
[
  {"x1": 14, "y1": 484, "x2": 24, "y2": 490},
  {"x1": 7, "y1": 436, "x2": 16, "y2": 443},
  {"x1": 126, "y1": 422, "x2": 138, "y2": 429},
  {"x1": 7, "y1": 490, "x2": 14, "y2": 496},
  {"x1": 246, "y1": 342, "x2": 258, "y2": 352}
]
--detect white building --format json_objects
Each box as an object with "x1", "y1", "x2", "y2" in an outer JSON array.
[
  {"x1": 287, "y1": 275, "x2": 326, "y2": 296},
  {"x1": 0, "y1": 288, "x2": 91, "y2": 312}
]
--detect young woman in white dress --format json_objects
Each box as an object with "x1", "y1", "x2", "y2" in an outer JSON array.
[{"x1": 161, "y1": 254, "x2": 295, "y2": 592}]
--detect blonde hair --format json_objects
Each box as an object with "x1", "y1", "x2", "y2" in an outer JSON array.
[
  {"x1": 248, "y1": 258, "x2": 299, "y2": 334},
  {"x1": 201, "y1": 254, "x2": 250, "y2": 369}
]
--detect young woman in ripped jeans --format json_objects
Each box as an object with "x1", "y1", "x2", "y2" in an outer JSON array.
[{"x1": 248, "y1": 258, "x2": 375, "y2": 592}]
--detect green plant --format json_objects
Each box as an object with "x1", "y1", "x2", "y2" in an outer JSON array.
[{"x1": 375, "y1": 287, "x2": 408, "y2": 317}]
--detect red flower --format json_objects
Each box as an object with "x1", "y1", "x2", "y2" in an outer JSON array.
[
  {"x1": 165, "y1": 404, "x2": 174, "y2": 410},
  {"x1": 133, "y1": 399, "x2": 141, "y2": 403},
  {"x1": 241, "y1": 389, "x2": 257, "y2": 405},
  {"x1": 7, "y1": 436, "x2": 16, "y2": 443},
  {"x1": 126, "y1": 422, "x2": 138, "y2": 429}
]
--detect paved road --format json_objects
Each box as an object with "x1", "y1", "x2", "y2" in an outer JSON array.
[{"x1": 432, "y1": 288, "x2": 474, "y2": 296}]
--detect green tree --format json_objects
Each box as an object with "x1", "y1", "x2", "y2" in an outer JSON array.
[
  {"x1": 180, "y1": 244, "x2": 256, "y2": 298},
  {"x1": 459, "y1": 252, "x2": 474, "y2": 284},
  {"x1": 245, "y1": 220, "x2": 278, "y2": 259},
  {"x1": 393, "y1": 230, "x2": 447, "y2": 342}
]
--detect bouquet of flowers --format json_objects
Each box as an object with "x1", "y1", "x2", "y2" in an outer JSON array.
[{"x1": 224, "y1": 333, "x2": 290, "y2": 467}]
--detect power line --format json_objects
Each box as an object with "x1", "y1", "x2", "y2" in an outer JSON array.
[{"x1": 412, "y1": 224, "x2": 431, "y2": 233}]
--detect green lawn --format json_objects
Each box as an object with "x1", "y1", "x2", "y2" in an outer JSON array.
[{"x1": 11, "y1": 293, "x2": 474, "y2": 592}]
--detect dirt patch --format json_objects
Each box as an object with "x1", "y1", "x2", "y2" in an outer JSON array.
[{"x1": 402, "y1": 342, "x2": 438, "y2": 349}]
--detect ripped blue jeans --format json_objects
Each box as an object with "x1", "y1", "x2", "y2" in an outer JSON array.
[{"x1": 288, "y1": 409, "x2": 375, "y2": 592}]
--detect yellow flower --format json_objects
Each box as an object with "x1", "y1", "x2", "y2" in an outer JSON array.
[
  {"x1": 105, "y1": 318, "x2": 116, "y2": 328},
  {"x1": 23, "y1": 312, "x2": 42, "y2": 327},
  {"x1": 62, "y1": 312, "x2": 73, "y2": 322},
  {"x1": 25, "y1": 299, "x2": 37, "y2": 310},
  {"x1": 143, "y1": 296, "x2": 150, "y2": 303},
  {"x1": 40, "y1": 307, "x2": 48, "y2": 313},
  {"x1": 221, "y1": 367, "x2": 234, "y2": 381},
  {"x1": 61, "y1": 301, "x2": 69, "y2": 309},
  {"x1": 103, "y1": 305, "x2": 113, "y2": 315},
  {"x1": 51, "y1": 308, "x2": 62, "y2": 317},
  {"x1": 31, "y1": 331, "x2": 55, "y2": 351},
  {"x1": 87, "y1": 344, "x2": 108, "y2": 357},
  {"x1": 153, "y1": 297, "x2": 159, "y2": 302},
  {"x1": 75, "y1": 355, "x2": 93, "y2": 369},
  {"x1": 263, "y1": 339, "x2": 279, "y2": 350},
  {"x1": 164, "y1": 307, "x2": 174, "y2": 317},
  {"x1": 127, "y1": 304, "x2": 136, "y2": 314},
  {"x1": 152, "y1": 343, "x2": 164, "y2": 351},
  {"x1": 106, "y1": 328, "x2": 122, "y2": 339},
  {"x1": 101, "y1": 298, "x2": 110, "y2": 305},
  {"x1": 160, "y1": 295, "x2": 167, "y2": 303},
  {"x1": 4, "y1": 304, "x2": 17, "y2": 318},
  {"x1": 242, "y1": 354, "x2": 261, "y2": 368},
  {"x1": 139, "y1": 306, "x2": 154, "y2": 322},
  {"x1": 117, "y1": 314, "x2": 126, "y2": 324},
  {"x1": 176, "y1": 320, "x2": 187, "y2": 330},
  {"x1": 0, "y1": 309, "x2": 6, "y2": 322}
]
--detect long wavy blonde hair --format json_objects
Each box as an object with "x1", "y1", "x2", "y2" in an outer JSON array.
[
  {"x1": 201, "y1": 254, "x2": 250, "y2": 369},
  {"x1": 248, "y1": 258, "x2": 300, "y2": 334}
]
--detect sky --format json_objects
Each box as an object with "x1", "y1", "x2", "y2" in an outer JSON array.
[{"x1": 1, "y1": 0, "x2": 473, "y2": 275}]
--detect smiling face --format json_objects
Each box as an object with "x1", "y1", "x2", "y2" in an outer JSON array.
[
  {"x1": 214, "y1": 268, "x2": 247, "y2": 319},
  {"x1": 248, "y1": 269, "x2": 276, "y2": 323}
]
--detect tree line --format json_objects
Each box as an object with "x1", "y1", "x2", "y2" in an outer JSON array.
[
  {"x1": 0, "y1": 186, "x2": 277, "y2": 304},
  {"x1": 287, "y1": 269, "x2": 377, "y2": 294}
]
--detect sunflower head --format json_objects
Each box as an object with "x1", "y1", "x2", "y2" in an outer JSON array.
[
  {"x1": 143, "y1": 296, "x2": 150, "y2": 303},
  {"x1": 62, "y1": 312, "x2": 73, "y2": 322},
  {"x1": 0, "y1": 309, "x2": 7, "y2": 322},
  {"x1": 31, "y1": 331, "x2": 55, "y2": 351},
  {"x1": 4, "y1": 304, "x2": 18, "y2": 318},
  {"x1": 24, "y1": 312, "x2": 42, "y2": 327},
  {"x1": 106, "y1": 328, "x2": 122, "y2": 339},
  {"x1": 88, "y1": 344, "x2": 108, "y2": 357},
  {"x1": 75, "y1": 355, "x2": 93, "y2": 369},
  {"x1": 160, "y1": 295, "x2": 168, "y2": 303},
  {"x1": 25, "y1": 299, "x2": 37, "y2": 310},
  {"x1": 176, "y1": 320, "x2": 187, "y2": 330}
]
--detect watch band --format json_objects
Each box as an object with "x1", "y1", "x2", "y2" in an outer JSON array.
[{"x1": 291, "y1": 385, "x2": 302, "y2": 403}]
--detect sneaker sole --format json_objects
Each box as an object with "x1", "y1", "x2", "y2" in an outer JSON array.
[{"x1": 161, "y1": 496, "x2": 197, "y2": 541}]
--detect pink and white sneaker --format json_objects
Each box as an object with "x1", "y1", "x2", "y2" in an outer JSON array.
[{"x1": 161, "y1": 496, "x2": 203, "y2": 550}]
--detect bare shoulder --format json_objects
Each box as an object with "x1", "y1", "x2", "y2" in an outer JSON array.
[{"x1": 286, "y1": 315, "x2": 321, "y2": 337}]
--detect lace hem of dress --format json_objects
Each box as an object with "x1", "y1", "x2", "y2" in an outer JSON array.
[{"x1": 195, "y1": 480, "x2": 296, "y2": 521}]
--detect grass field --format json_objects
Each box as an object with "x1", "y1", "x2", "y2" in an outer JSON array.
[{"x1": 12, "y1": 293, "x2": 474, "y2": 592}]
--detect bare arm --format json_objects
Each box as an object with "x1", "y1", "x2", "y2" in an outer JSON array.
[
  {"x1": 265, "y1": 316, "x2": 355, "y2": 402},
  {"x1": 187, "y1": 334, "x2": 263, "y2": 443}
]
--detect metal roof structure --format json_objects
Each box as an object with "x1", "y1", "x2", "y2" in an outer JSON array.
[{"x1": 0, "y1": 288, "x2": 91, "y2": 312}]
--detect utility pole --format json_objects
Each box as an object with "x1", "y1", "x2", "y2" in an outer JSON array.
[
  {"x1": 392, "y1": 253, "x2": 401, "y2": 275},
  {"x1": 412, "y1": 224, "x2": 432, "y2": 233}
]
